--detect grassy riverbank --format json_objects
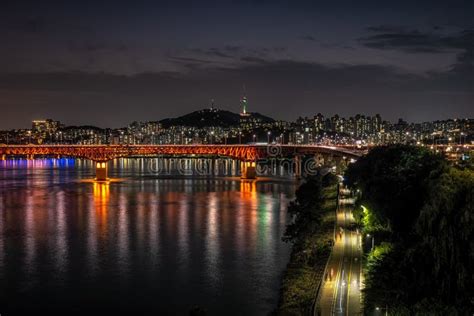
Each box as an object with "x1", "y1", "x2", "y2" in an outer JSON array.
[{"x1": 277, "y1": 174, "x2": 338, "y2": 315}]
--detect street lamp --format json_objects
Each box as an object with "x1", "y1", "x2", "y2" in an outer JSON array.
[
  {"x1": 253, "y1": 134, "x2": 256, "y2": 143},
  {"x1": 267, "y1": 131, "x2": 271, "y2": 144},
  {"x1": 366, "y1": 233, "x2": 374, "y2": 250},
  {"x1": 238, "y1": 131, "x2": 242, "y2": 144},
  {"x1": 375, "y1": 305, "x2": 388, "y2": 316}
]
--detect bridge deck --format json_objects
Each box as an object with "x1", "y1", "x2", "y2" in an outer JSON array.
[{"x1": 0, "y1": 144, "x2": 363, "y2": 162}]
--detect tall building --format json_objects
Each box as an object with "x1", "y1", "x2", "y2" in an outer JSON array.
[
  {"x1": 32, "y1": 119, "x2": 61, "y2": 133},
  {"x1": 313, "y1": 113, "x2": 325, "y2": 132}
]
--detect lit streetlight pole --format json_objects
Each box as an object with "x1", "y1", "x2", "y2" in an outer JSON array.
[
  {"x1": 367, "y1": 233, "x2": 374, "y2": 250},
  {"x1": 267, "y1": 131, "x2": 271, "y2": 144},
  {"x1": 375, "y1": 305, "x2": 388, "y2": 316}
]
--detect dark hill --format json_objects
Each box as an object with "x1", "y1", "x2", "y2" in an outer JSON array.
[{"x1": 159, "y1": 108, "x2": 274, "y2": 128}]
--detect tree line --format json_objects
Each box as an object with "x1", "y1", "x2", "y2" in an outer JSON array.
[{"x1": 345, "y1": 145, "x2": 474, "y2": 314}]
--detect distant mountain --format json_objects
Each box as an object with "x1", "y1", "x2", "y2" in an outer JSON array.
[{"x1": 159, "y1": 108, "x2": 274, "y2": 128}]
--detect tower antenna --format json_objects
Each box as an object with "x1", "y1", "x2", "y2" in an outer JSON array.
[
  {"x1": 240, "y1": 84, "x2": 249, "y2": 116},
  {"x1": 210, "y1": 98, "x2": 215, "y2": 110}
]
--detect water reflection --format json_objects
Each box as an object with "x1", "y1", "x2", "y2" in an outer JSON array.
[
  {"x1": 24, "y1": 191, "x2": 36, "y2": 278},
  {"x1": 0, "y1": 159, "x2": 295, "y2": 315},
  {"x1": 117, "y1": 192, "x2": 131, "y2": 276}
]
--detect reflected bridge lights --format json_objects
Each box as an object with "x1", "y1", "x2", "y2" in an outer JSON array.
[
  {"x1": 240, "y1": 181, "x2": 257, "y2": 201},
  {"x1": 93, "y1": 181, "x2": 110, "y2": 230}
]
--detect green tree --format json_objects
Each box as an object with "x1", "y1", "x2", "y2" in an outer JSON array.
[
  {"x1": 415, "y1": 168, "x2": 474, "y2": 308},
  {"x1": 344, "y1": 145, "x2": 446, "y2": 235},
  {"x1": 283, "y1": 175, "x2": 324, "y2": 242},
  {"x1": 346, "y1": 145, "x2": 473, "y2": 313},
  {"x1": 363, "y1": 243, "x2": 409, "y2": 311}
]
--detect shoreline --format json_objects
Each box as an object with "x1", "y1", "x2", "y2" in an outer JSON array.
[{"x1": 276, "y1": 180, "x2": 338, "y2": 315}]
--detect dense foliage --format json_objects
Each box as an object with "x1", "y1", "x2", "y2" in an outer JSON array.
[
  {"x1": 345, "y1": 145, "x2": 447, "y2": 234},
  {"x1": 345, "y1": 145, "x2": 474, "y2": 314},
  {"x1": 278, "y1": 172, "x2": 339, "y2": 314},
  {"x1": 283, "y1": 176, "x2": 324, "y2": 243}
]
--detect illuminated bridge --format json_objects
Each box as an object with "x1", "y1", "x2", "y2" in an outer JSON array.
[{"x1": 0, "y1": 144, "x2": 363, "y2": 180}]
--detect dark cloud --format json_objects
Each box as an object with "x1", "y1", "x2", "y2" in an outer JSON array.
[
  {"x1": 0, "y1": 59, "x2": 461, "y2": 85},
  {"x1": 166, "y1": 53, "x2": 233, "y2": 71},
  {"x1": 0, "y1": 60, "x2": 469, "y2": 94},
  {"x1": 0, "y1": 1, "x2": 472, "y2": 128},
  {"x1": 240, "y1": 56, "x2": 268, "y2": 63},
  {"x1": 360, "y1": 27, "x2": 474, "y2": 78},
  {"x1": 0, "y1": 59, "x2": 471, "y2": 128},
  {"x1": 168, "y1": 56, "x2": 216, "y2": 65},
  {"x1": 224, "y1": 45, "x2": 242, "y2": 53},
  {"x1": 188, "y1": 47, "x2": 236, "y2": 59},
  {"x1": 301, "y1": 35, "x2": 317, "y2": 41},
  {"x1": 361, "y1": 30, "x2": 448, "y2": 53},
  {"x1": 360, "y1": 27, "x2": 474, "y2": 54},
  {"x1": 169, "y1": 45, "x2": 286, "y2": 70},
  {"x1": 366, "y1": 25, "x2": 409, "y2": 33},
  {"x1": 206, "y1": 48, "x2": 234, "y2": 58},
  {"x1": 273, "y1": 47, "x2": 287, "y2": 52}
]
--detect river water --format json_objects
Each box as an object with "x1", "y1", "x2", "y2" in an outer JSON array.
[{"x1": 0, "y1": 158, "x2": 295, "y2": 315}]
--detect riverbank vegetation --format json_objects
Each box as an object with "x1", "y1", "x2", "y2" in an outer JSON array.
[
  {"x1": 345, "y1": 145, "x2": 474, "y2": 314},
  {"x1": 277, "y1": 172, "x2": 338, "y2": 315}
]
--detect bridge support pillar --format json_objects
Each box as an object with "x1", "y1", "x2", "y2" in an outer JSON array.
[
  {"x1": 294, "y1": 155, "x2": 302, "y2": 179},
  {"x1": 1, "y1": 154, "x2": 5, "y2": 161},
  {"x1": 27, "y1": 154, "x2": 34, "y2": 160},
  {"x1": 210, "y1": 158, "x2": 216, "y2": 176},
  {"x1": 95, "y1": 162, "x2": 108, "y2": 181},
  {"x1": 241, "y1": 161, "x2": 256, "y2": 179}
]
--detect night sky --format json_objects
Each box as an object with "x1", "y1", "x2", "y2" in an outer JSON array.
[{"x1": 0, "y1": 0, "x2": 472, "y2": 128}]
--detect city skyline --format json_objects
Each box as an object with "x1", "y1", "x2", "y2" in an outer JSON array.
[
  {"x1": 2, "y1": 106, "x2": 471, "y2": 153},
  {"x1": 1, "y1": 0, "x2": 473, "y2": 129},
  {"x1": 4, "y1": 101, "x2": 474, "y2": 130}
]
